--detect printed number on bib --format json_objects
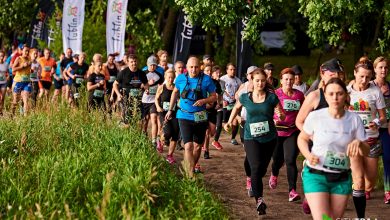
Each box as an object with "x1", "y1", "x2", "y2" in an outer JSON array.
[
  {"x1": 21, "y1": 75, "x2": 30, "y2": 82},
  {"x1": 109, "y1": 76, "x2": 117, "y2": 83},
  {"x1": 323, "y1": 151, "x2": 349, "y2": 171},
  {"x1": 194, "y1": 111, "x2": 207, "y2": 123},
  {"x1": 93, "y1": 89, "x2": 104, "y2": 98},
  {"x1": 44, "y1": 66, "x2": 51, "y2": 72},
  {"x1": 0, "y1": 72, "x2": 5, "y2": 81},
  {"x1": 249, "y1": 121, "x2": 270, "y2": 137},
  {"x1": 283, "y1": 100, "x2": 300, "y2": 111},
  {"x1": 30, "y1": 72, "x2": 37, "y2": 79},
  {"x1": 129, "y1": 88, "x2": 140, "y2": 97},
  {"x1": 163, "y1": 102, "x2": 171, "y2": 111},
  {"x1": 75, "y1": 78, "x2": 84, "y2": 84},
  {"x1": 358, "y1": 113, "x2": 372, "y2": 127},
  {"x1": 149, "y1": 86, "x2": 157, "y2": 95}
]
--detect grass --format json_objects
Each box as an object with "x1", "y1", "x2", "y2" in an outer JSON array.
[{"x1": 0, "y1": 95, "x2": 228, "y2": 219}]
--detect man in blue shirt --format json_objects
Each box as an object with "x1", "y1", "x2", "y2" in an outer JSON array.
[{"x1": 165, "y1": 56, "x2": 217, "y2": 178}]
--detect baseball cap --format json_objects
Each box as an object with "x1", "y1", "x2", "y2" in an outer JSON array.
[
  {"x1": 203, "y1": 55, "x2": 212, "y2": 60},
  {"x1": 291, "y1": 65, "x2": 303, "y2": 75},
  {"x1": 264, "y1": 62, "x2": 275, "y2": 70},
  {"x1": 147, "y1": 55, "x2": 158, "y2": 66},
  {"x1": 246, "y1": 66, "x2": 259, "y2": 75},
  {"x1": 321, "y1": 58, "x2": 343, "y2": 72},
  {"x1": 73, "y1": 54, "x2": 79, "y2": 58},
  {"x1": 18, "y1": 43, "x2": 24, "y2": 49}
]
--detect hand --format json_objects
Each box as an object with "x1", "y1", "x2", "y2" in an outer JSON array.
[
  {"x1": 193, "y1": 99, "x2": 205, "y2": 107},
  {"x1": 306, "y1": 153, "x2": 319, "y2": 166},
  {"x1": 156, "y1": 106, "x2": 163, "y2": 112},
  {"x1": 223, "y1": 101, "x2": 228, "y2": 107},
  {"x1": 23, "y1": 62, "x2": 28, "y2": 67},
  {"x1": 368, "y1": 122, "x2": 379, "y2": 131},
  {"x1": 224, "y1": 123, "x2": 231, "y2": 132},
  {"x1": 148, "y1": 79, "x2": 155, "y2": 85},
  {"x1": 347, "y1": 139, "x2": 365, "y2": 157},
  {"x1": 109, "y1": 96, "x2": 114, "y2": 102},
  {"x1": 117, "y1": 94, "x2": 123, "y2": 102},
  {"x1": 165, "y1": 110, "x2": 172, "y2": 121}
]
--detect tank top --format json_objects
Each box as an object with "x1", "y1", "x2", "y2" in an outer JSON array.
[
  {"x1": 160, "y1": 84, "x2": 174, "y2": 112},
  {"x1": 30, "y1": 61, "x2": 40, "y2": 82},
  {"x1": 107, "y1": 64, "x2": 118, "y2": 83},
  {"x1": 14, "y1": 56, "x2": 31, "y2": 83},
  {"x1": 314, "y1": 88, "x2": 329, "y2": 111}
]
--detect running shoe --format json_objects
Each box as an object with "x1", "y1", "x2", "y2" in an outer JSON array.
[
  {"x1": 302, "y1": 199, "x2": 311, "y2": 214},
  {"x1": 248, "y1": 187, "x2": 254, "y2": 197},
  {"x1": 231, "y1": 139, "x2": 239, "y2": 145},
  {"x1": 156, "y1": 140, "x2": 163, "y2": 153},
  {"x1": 166, "y1": 155, "x2": 176, "y2": 164},
  {"x1": 288, "y1": 189, "x2": 301, "y2": 202},
  {"x1": 212, "y1": 141, "x2": 223, "y2": 150},
  {"x1": 246, "y1": 177, "x2": 251, "y2": 190},
  {"x1": 204, "y1": 151, "x2": 210, "y2": 159},
  {"x1": 269, "y1": 175, "x2": 278, "y2": 189},
  {"x1": 194, "y1": 164, "x2": 202, "y2": 174},
  {"x1": 385, "y1": 191, "x2": 390, "y2": 204},
  {"x1": 365, "y1": 191, "x2": 371, "y2": 200},
  {"x1": 256, "y1": 197, "x2": 267, "y2": 215}
]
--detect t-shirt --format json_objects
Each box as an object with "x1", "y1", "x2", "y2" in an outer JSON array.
[
  {"x1": 30, "y1": 62, "x2": 40, "y2": 82},
  {"x1": 371, "y1": 81, "x2": 390, "y2": 128},
  {"x1": 175, "y1": 73, "x2": 216, "y2": 121},
  {"x1": 274, "y1": 88, "x2": 304, "y2": 137},
  {"x1": 38, "y1": 57, "x2": 56, "y2": 81},
  {"x1": 239, "y1": 92, "x2": 279, "y2": 142},
  {"x1": 60, "y1": 57, "x2": 73, "y2": 70},
  {"x1": 71, "y1": 62, "x2": 89, "y2": 77},
  {"x1": 0, "y1": 62, "x2": 9, "y2": 84},
  {"x1": 220, "y1": 75, "x2": 242, "y2": 103},
  {"x1": 347, "y1": 84, "x2": 386, "y2": 138},
  {"x1": 88, "y1": 73, "x2": 105, "y2": 101},
  {"x1": 293, "y1": 82, "x2": 309, "y2": 94},
  {"x1": 142, "y1": 72, "x2": 161, "y2": 103},
  {"x1": 55, "y1": 61, "x2": 62, "y2": 78},
  {"x1": 238, "y1": 81, "x2": 250, "y2": 120},
  {"x1": 303, "y1": 108, "x2": 366, "y2": 173},
  {"x1": 116, "y1": 67, "x2": 148, "y2": 97}
]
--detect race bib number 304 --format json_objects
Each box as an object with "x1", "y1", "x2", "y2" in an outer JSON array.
[
  {"x1": 283, "y1": 99, "x2": 300, "y2": 111},
  {"x1": 323, "y1": 150, "x2": 349, "y2": 171},
  {"x1": 249, "y1": 121, "x2": 270, "y2": 137},
  {"x1": 194, "y1": 111, "x2": 207, "y2": 123}
]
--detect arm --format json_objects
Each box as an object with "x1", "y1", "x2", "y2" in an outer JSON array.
[
  {"x1": 12, "y1": 57, "x2": 23, "y2": 72},
  {"x1": 297, "y1": 131, "x2": 319, "y2": 166},
  {"x1": 67, "y1": 66, "x2": 74, "y2": 79},
  {"x1": 224, "y1": 99, "x2": 243, "y2": 131},
  {"x1": 193, "y1": 92, "x2": 217, "y2": 107},
  {"x1": 87, "y1": 80, "x2": 104, "y2": 91},
  {"x1": 165, "y1": 88, "x2": 179, "y2": 121},
  {"x1": 112, "y1": 80, "x2": 122, "y2": 101},
  {"x1": 274, "y1": 103, "x2": 286, "y2": 121},
  {"x1": 295, "y1": 91, "x2": 318, "y2": 131},
  {"x1": 347, "y1": 139, "x2": 370, "y2": 157},
  {"x1": 154, "y1": 85, "x2": 164, "y2": 112}
]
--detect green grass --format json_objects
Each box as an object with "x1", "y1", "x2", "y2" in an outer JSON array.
[{"x1": 0, "y1": 101, "x2": 227, "y2": 219}]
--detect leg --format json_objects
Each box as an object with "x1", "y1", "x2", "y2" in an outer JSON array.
[
  {"x1": 0, "y1": 87, "x2": 6, "y2": 114},
  {"x1": 305, "y1": 193, "x2": 330, "y2": 220},
  {"x1": 364, "y1": 157, "x2": 379, "y2": 193},
  {"x1": 380, "y1": 128, "x2": 390, "y2": 192},
  {"x1": 150, "y1": 113, "x2": 158, "y2": 141},
  {"x1": 329, "y1": 194, "x2": 349, "y2": 219},
  {"x1": 21, "y1": 90, "x2": 30, "y2": 116},
  {"x1": 283, "y1": 132, "x2": 300, "y2": 192},
  {"x1": 350, "y1": 154, "x2": 366, "y2": 218},
  {"x1": 214, "y1": 110, "x2": 223, "y2": 142},
  {"x1": 271, "y1": 136, "x2": 285, "y2": 177}
]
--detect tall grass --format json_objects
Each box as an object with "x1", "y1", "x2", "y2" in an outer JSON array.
[{"x1": 0, "y1": 97, "x2": 227, "y2": 219}]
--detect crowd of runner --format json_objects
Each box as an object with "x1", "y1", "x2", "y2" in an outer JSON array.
[{"x1": 1, "y1": 43, "x2": 390, "y2": 219}]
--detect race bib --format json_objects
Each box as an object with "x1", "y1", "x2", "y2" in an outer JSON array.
[
  {"x1": 358, "y1": 112, "x2": 372, "y2": 127},
  {"x1": 0, "y1": 72, "x2": 5, "y2": 81},
  {"x1": 129, "y1": 88, "x2": 140, "y2": 97},
  {"x1": 21, "y1": 75, "x2": 30, "y2": 82},
  {"x1": 226, "y1": 103, "x2": 234, "y2": 111},
  {"x1": 75, "y1": 78, "x2": 84, "y2": 84},
  {"x1": 163, "y1": 101, "x2": 170, "y2": 111},
  {"x1": 149, "y1": 86, "x2": 158, "y2": 95},
  {"x1": 74, "y1": 93, "x2": 80, "y2": 99},
  {"x1": 30, "y1": 72, "x2": 38, "y2": 79},
  {"x1": 44, "y1": 66, "x2": 51, "y2": 72},
  {"x1": 93, "y1": 89, "x2": 104, "y2": 98},
  {"x1": 385, "y1": 108, "x2": 390, "y2": 120},
  {"x1": 283, "y1": 99, "x2": 300, "y2": 111},
  {"x1": 249, "y1": 121, "x2": 270, "y2": 137},
  {"x1": 323, "y1": 150, "x2": 350, "y2": 171},
  {"x1": 108, "y1": 76, "x2": 117, "y2": 83},
  {"x1": 194, "y1": 111, "x2": 207, "y2": 123}
]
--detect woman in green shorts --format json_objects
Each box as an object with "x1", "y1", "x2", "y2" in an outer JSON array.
[{"x1": 298, "y1": 78, "x2": 369, "y2": 220}]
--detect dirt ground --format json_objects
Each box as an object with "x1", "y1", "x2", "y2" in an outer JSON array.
[{"x1": 173, "y1": 134, "x2": 389, "y2": 219}]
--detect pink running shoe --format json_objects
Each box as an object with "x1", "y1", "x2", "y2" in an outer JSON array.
[
  {"x1": 385, "y1": 191, "x2": 390, "y2": 204},
  {"x1": 302, "y1": 199, "x2": 311, "y2": 214},
  {"x1": 157, "y1": 140, "x2": 163, "y2": 153},
  {"x1": 268, "y1": 175, "x2": 278, "y2": 189},
  {"x1": 211, "y1": 141, "x2": 223, "y2": 150},
  {"x1": 166, "y1": 155, "x2": 176, "y2": 164},
  {"x1": 288, "y1": 189, "x2": 301, "y2": 202},
  {"x1": 365, "y1": 191, "x2": 371, "y2": 200},
  {"x1": 246, "y1": 177, "x2": 251, "y2": 190},
  {"x1": 194, "y1": 163, "x2": 202, "y2": 173}
]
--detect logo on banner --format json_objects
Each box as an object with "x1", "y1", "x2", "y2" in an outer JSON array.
[
  {"x1": 112, "y1": 0, "x2": 122, "y2": 13},
  {"x1": 67, "y1": 6, "x2": 78, "y2": 16},
  {"x1": 180, "y1": 15, "x2": 193, "y2": 52}
]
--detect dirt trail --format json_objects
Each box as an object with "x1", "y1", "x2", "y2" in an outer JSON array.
[{"x1": 175, "y1": 134, "x2": 389, "y2": 219}]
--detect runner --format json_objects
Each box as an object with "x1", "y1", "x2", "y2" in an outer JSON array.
[
  {"x1": 87, "y1": 61, "x2": 106, "y2": 112},
  {"x1": 224, "y1": 68, "x2": 284, "y2": 215},
  {"x1": 292, "y1": 65, "x2": 309, "y2": 94},
  {"x1": 295, "y1": 58, "x2": 342, "y2": 214},
  {"x1": 174, "y1": 61, "x2": 185, "y2": 76},
  {"x1": 371, "y1": 56, "x2": 390, "y2": 204},
  {"x1": 269, "y1": 68, "x2": 305, "y2": 202},
  {"x1": 203, "y1": 64, "x2": 223, "y2": 159},
  {"x1": 211, "y1": 65, "x2": 224, "y2": 150},
  {"x1": 155, "y1": 69, "x2": 179, "y2": 164},
  {"x1": 0, "y1": 51, "x2": 9, "y2": 115},
  {"x1": 67, "y1": 52, "x2": 89, "y2": 106},
  {"x1": 165, "y1": 56, "x2": 216, "y2": 178},
  {"x1": 298, "y1": 77, "x2": 369, "y2": 220},
  {"x1": 264, "y1": 62, "x2": 279, "y2": 88},
  {"x1": 52, "y1": 53, "x2": 65, "y2": 103},
  {"x1": 112, "y1": 54, "x2": 148, "y2": 126},
  {"x1": 38, "y1": 48, "x2": 56, "y2": 100},
  {"x1": 61, "y1": 48, "x2": 73, "y2": 100},
  {"x1": 157, "y1": 50, "x2": 173, "y2": 70},
  {"x1": 29, "y1": 48, "x2": 40, "y2": 108},
  {"x1": 105, "y1": 53, "x2": 119, "y2": 114},
  {"x1": 11, "y1": 45, "x2": 31, "y2": 116},
  {"x1": 220, "y1": 63, "x2": 242, "y2": 145},
  {"x1": 347, "y1": 57, "x2": 386, "y2": 208}
]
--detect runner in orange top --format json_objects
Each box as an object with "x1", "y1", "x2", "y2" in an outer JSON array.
[{"x1": 38, "y1": 48, "x2": 56, "y2": 100}]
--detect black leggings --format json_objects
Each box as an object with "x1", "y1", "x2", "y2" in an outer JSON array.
[
  {"x1": 159, "y1": 113, "x2": 180, "y2": 145},
  {"x1": 213, "y1": 110, "x2": 223, "y2": 141},
  {"x1": 245, "y1": 138, "x2": 277, "y2": 199},
  {"x1": 31, "y1": 81, "x2": 39, "y2": 107},
  {"x1": 241, "y1": 121, "x2": 251, "y2": 177},
  {"x1": 271, "y1": 131, "x2": 300, "y2": 191}
]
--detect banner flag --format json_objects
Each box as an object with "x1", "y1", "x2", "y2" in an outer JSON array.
[
  {"x1": 62, "y1": 0, "x2": 85, "y2": 54},
  {"x1": 106, "y1": 0, "x2": 129, "y2": 61},
  {"x1": 236, "y1": 18, "x2": 252, "y2": 80},
  {"x1": 172, "y1": 11, "x2": 195, "y2": 63}
]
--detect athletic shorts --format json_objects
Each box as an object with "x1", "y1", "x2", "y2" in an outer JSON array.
[
  {"x1": 39, "y1": 80, "x2": 52, "y2": 90},
  {"x1": 207, "y1": 109, "x2": 217, "y2": 124},
  {"x1": 13, "y1": 82, "x2": 32, "y2": 93},
  {"x1": 0, "y1": 83, "x2": 6, "y2": 89},
  {"x1": 54, "y1": 78, "x2": 64, "y2": 89},
  {"x1": 7, "y1": 75, "x2": 13, "y2": 88},
  {"x1": 367, "y1": 137, "x2": 382, "y2": 158},
  {"x1": 223, "y1": 108, "x2": 232, "y2": 123},
  {"x1": 178, "y1": 119, "x2": 208, "y2": 145},
  {"x1": 302, "y1": 166, "x2": 352, "y2": 195},
  {"x1": 141, "y1": 103, "x2": 157, "y2": 119}
]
